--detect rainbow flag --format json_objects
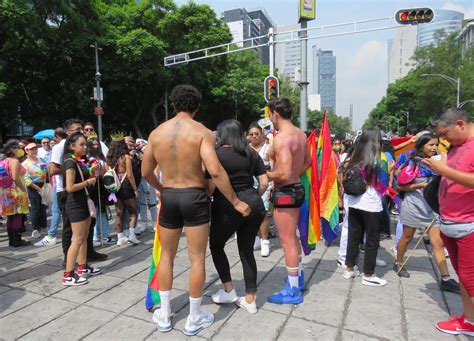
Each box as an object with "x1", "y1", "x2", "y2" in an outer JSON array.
[
  {"x1": 391, "y1": 136, "x2": 414, "y2": 159},
  {"x1": 298, "y1": 130, "x2": 320, "y2": 255},
  {"x1": 145, "y1": 219, "x2": 161, "y2": 311},
  {"x1": 316, "y1": 112, "x2": 340, "y2": 243}
]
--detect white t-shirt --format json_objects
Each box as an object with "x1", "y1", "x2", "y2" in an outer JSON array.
[{"x1": 347, "y1": 186, "x2": 383, "y2": 213}]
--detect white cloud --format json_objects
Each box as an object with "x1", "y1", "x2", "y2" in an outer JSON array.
[{"x1": 441, "y1": 1, "x2": 474, "y2": 18}]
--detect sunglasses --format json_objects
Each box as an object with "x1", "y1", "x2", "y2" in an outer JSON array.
[{"x1": 84, "y1": 128, "x2": 95, "y2": 132}]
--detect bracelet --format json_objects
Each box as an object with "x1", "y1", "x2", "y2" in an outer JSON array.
[{"x1": 85, "y1": 179, "x2": 89, "y2": 186}]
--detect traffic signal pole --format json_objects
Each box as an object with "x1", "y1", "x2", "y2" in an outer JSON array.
[{"x1": 299, "y1": 20, "x2": 308, "y2": 131}]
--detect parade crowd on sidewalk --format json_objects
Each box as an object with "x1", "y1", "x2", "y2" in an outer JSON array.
[{"x1": 1, "y1": 85, "x2": 473, "y2": 337}]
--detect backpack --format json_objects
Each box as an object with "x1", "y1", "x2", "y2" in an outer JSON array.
[
  {"x1": 343, "y1": 166, "x2": 367, "y2": 196},
  {"x1": 103, "y1": 166, "x2": 126, "y2": 194},
  {"x1": 0, "y1": 158, "x2": 14, "y2": 188}
]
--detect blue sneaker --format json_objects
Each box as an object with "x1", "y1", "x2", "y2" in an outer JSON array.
[
  {"x1": 285, "y1": 271, "x2": 305, "y2": 291},
  {"x1": 267, "y1": 282, "x2": 303, "y2": 305}
]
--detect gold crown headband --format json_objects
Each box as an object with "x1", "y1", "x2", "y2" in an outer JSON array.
[
  {"x1": 87, "y1": 134, "x2": 98, "y2": 141},
  {"x1": 110, "y1": 131, "x2": 125, "y2": 142}
]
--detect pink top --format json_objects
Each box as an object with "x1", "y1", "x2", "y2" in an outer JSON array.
[{"x1": 439, "y1": 137, "x2": 474, "y2": 222}]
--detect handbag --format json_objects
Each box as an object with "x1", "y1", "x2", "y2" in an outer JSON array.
[
  {"x1": 40, "y1": 182, "x2": 54, "y2": 206},
  {"x1": 423, "y1": 175, "x2": 440, "y2": 214},
  {"x1": 72, "y1": 160, "x2": 97, "y2": 218}
]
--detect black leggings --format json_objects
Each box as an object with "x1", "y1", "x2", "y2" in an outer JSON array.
[
  {"x1": 210, "y1": 189, "x2": 265, "y2": 294},
  {"x1": 345, "y1": 207, "x2": 381, "y2": 274}
]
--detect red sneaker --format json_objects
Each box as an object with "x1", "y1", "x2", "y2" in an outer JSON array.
[
  {"x1": 62, "y1": 271, "x2": 88, "y2": 286},
  {"x1": 77, "y1": 264, "x2": 102, "y2": 277},
  {"x1": 436, "y1": 315, "x2": 474, "y2": 336}
]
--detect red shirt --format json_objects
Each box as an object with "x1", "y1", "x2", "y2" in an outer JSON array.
[{"x1": 439, "y1": 137, "x2": 474, "y2": 222}]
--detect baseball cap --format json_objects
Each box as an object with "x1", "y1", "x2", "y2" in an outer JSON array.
[{"x1": 25, "y1": 143, "x2": 38, "y2": 150}]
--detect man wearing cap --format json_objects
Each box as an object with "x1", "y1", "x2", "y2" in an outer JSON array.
[{"x1": 38, "y1": 138, "x2": 52, "y2": 164}]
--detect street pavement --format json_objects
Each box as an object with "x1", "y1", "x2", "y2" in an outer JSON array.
[{"x1": 0, "y1": 218, "x2": 470, "y2": 341}]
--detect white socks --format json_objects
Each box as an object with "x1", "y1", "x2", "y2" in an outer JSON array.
[
  {"x1": 159, "y1": 290, "x2": 171, "y2": 315},
  {"x1": 189, "y1": 296, "x2": 202, "y2": 319},
  {"x1": 118, "y1": 232, "x2": 124, "y2": 239},
  {"x1": 129, "y1": 227, "x2": 136, "y2": 236}
]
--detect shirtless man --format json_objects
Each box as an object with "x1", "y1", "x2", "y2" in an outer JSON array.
[
  {"x1": 266, "y1": 98, "x2": 310, "y2": 305},
  {"x1": 142, "y1": 84, "x2": 250, "y2": 336}
]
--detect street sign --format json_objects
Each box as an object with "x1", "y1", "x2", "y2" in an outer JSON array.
[
  {"x1": 93, "y1": 87, "x2": 103, "y2": 101},
  {"x1": 95, "y1": 107, "x2": 104, "y2": 116},
  {"x1": 299, "y1": 0, "x2": 316, "y2": 22}
]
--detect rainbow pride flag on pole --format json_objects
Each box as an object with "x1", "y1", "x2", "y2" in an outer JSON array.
[
  {"x1": 316, "y1": 111, "x2": 340, "y2": 242},
  {"x1": 145, "y1": 220, "x2": 161, "y2": 311}
]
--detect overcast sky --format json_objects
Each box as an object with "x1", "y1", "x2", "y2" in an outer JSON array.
[{"x1": 174, "y1": 0, "x2": 473, "y2": 128}]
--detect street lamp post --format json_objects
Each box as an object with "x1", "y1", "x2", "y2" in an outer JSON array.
[
  {"x1": 459, "y1": 100, "x2": 474, "y2": 109},
  {"x1": 91, "y1": 42, "x2": 104, "y2": 142},
  {"x1": 420, "y1": 73, "x2": 461, "y2": 107}
]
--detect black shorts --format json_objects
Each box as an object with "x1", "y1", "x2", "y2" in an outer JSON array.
[
  {"x1": 272, "y1": 183, "x2": 305, "y2": 208},
  {"x1": 159, "y1": 188, "x2": 210, "y2": 229},
  {"x1": 117, "y1": 179, "x2": 135, "y2": 200}
]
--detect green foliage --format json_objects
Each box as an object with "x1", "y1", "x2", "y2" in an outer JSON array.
[
  {"x1": 308, "y1": 110, "x2": 351, "y2": 139},
  {"x1": 365, "y1": 32, "x2": 474, "y2": 132}
]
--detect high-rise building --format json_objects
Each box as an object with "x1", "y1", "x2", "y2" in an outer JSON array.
[
  {"x1": 387, "y1": 25, "x2": 417, "y2": 84},
  {"x1": 222, "y1": 8, "x2": 274, "y2": 65},
  {"x1": 387, "y1": 9, "x2": 464, "y2": 84},
  {"x1": 312, "y1": 46, "x2": 336, "y2": 113},
  {"x1": 458, "y1": 19, "x2": 474, "y2": 58},
  {"x1": 417, "y1": 10, "x2": 464, "y2": 47},
  {"x1": 274, "y1": 24, "x2": 301, "y2": 83},
  {"x1": 247, "y1": 9, "x2": 275, "y2": 65}
]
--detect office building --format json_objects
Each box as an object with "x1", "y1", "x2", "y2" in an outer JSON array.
[
  {"x1": 387, "y1": 25, "x2": 417, "y2": 84},
  {"x1": 274, "y1": 24, "x2": 301, "y2": 83},
  {"x1": 312, "y1": 46, "x2": 336, "y2": 113},
  {"x1": 417, "y1": 9, "x2": 464, "y2": 47},
  {"x1": 247, "y1": 9, "x2": 275, "y2": 65},
  {"x1": 458, "y1": 19, "x2": 474, "y2": 58}
]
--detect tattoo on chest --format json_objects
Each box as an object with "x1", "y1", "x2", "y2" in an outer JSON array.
[{"x1": 171, "y1": 121, "x2": 182, "y2": 159}]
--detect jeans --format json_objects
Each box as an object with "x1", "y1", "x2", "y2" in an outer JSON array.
[
  {"x1": 28, "y1": 187, "x2": 47, "y2": 231},
  {"x1": 93, "y1": 207, "x2": 110, "y2": 241},
  {"x1": 47, "y1": 185, "x2": 61, "y2": 238},
  {"x1": 138, "y1": 179, "x2": 158, "y2": 228},
  {"x1": 346, "y1": 207, "x2": 381, "y2": 274}
]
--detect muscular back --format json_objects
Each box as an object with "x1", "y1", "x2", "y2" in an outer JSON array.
[{"x1": 148, "y1": 116, "x2": 209, "y2": 188}]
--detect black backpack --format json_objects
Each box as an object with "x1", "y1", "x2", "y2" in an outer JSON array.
[{"x1": 343, "y1": 166, "x2": 367, "y2": 196}]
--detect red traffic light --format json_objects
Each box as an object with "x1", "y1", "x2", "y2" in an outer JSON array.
[
  {"x1": 264, "y1": 76, "x2": 279, "y2": 103},
  {"x1": 395, "y1": 8, "x2": 434, "y2": 25},
  {"x1": 269, "y1": 79, "x2": 277, "y2": 87}
]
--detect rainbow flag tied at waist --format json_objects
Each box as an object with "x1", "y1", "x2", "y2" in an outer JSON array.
[
  {"x1": 145, "y1": 218, "x2": 161, "y2": 310},
  {"x1": 298, "y1": 111, "x2": 340, "y2": 255}
]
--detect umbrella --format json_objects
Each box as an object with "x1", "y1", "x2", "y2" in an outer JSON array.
[{"x1": 33, "y1": 129, "x2": 54, "y2": 140}]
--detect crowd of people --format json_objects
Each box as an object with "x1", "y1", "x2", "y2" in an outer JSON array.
[{"x1": 0, "y1": 84, "x2": 473, "y2": 337}]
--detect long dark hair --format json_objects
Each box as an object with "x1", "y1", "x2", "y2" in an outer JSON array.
[
  {"x1": 401, "y1": 132, "x2": 437, "y2": 170},
  {"x1": 347, "y1": 128, "x2": 382, "y2": 185},
  {"x1": 87, "y1": 137, "x2": 105, "y2": 161},
  {"x1": 217, "y1": 119, "x2": 260, "y2": 174},
  {"x1": 62, "y1": 132, "x2": 86, "y2": 165},
  {"x1": 106, "y1": 140, "x2": 128, "y2": 168}
]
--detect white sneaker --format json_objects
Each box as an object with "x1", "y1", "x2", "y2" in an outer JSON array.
[
  {"x1": 128, "y1": 234, "x2": 140, "y2": 244},
  {"x1": 343, "y1": 268, "x2": 360, "y2": 279},
  {"x1": 117, "y1": 236, "x2": 129, "y2": 246},
  {"x1": 376, "y1": 258, "x2": 387, "y2": 267},
  {"x1": 253, "y1": 236, "x2": 261, "y2": 250},
  {"x1": 31, "y1": 230, "x2": 41, "y2": 238},
  {"x1": 138, "y1": 223, "x2": 147, "y2": 233},
  {"x1": 152, "y1": 308, "x2": 172, "y2": 332},
  {"x1": 93, "y1": 240, "x2": 101, "y2": 247},
  {"x1": 337, "y1": 259, "x2": 347, "y2": 269},
  {"x1": 34, "y1": 235, "x2": 57, "y2": 247},
  {"x1": 390, "y1": 245, "x2": 398, "y2": 257},
  {"x1": 261, "y1": 239, "x2": 270, "y2": 257},
  {"x1": 212, "y1": 288, "x2": 238, "y2": 304},
  {"x1": 362, "y1": 274, "x2": 387, "y2": 287},
  {"x1": 235, "y1": 297, "x2": 257, "y2": 314},
  {"x1": 183, "y1": 310, "x2": 214, "y2": 336}
]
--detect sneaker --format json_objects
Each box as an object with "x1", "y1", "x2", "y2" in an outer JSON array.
[
  {"x1": 362, "y1": 274, "x2": 387, "y2": 287},
  {"x1": 440, "y1": 278, "x2": 461, "y2": 294},
  {"x1": 390, "y1": 245, "x2": 398, "y2": 257},
  {"x1": 393, "y1": 263, "x2": 410, "y2": 278},
  {"x1": 152, "y1": 308, "x2": 172, "y2": 333},
  {"x1": 31, "y1": 230, "x2": 41, "y2": 238},
  {"x1": 128, "y1": 234, "x2": 140, "y2": 244},
  {"x1": 235, "y1": 297, "x2": 257, "y2": 314},
  {"x1": 253, "y1": 236, "x2": 261, "y2": 251},
  {"x1": 104, "y1": 236, "x2": 117, "y2": 245},
  {"x1": 77, "y1": 264, "x2": 102, "y2": 277},
  {"x1": 34, "y1": 235, "x2": 57, "y2": 247},
  {"x1": 267, "y1": 282, "x2": 303, "y2": 305},
  {"x1": 183, "y1": 310, "x2": 214, "y2": 336},
  {"x1": 134, "y1": 229, "x2": 142, "y2": 236},
  {"x1": 337, "y1": 259, "x2": 347, "y2": 269},
  {"x1": 138, "y1": 223, "x2": 148, "y2": 234},
  {"x1": 62, "y1": 271, "x2": 88, "y2": 286},
  {"x1": 436, "y1": 316, "x2": 474, "y2": 336},
  {"x1": 343, "y1": 268, "x2": 361, "y2": 279},
  {"x1": 261, "y1": 239, "x2": 270, "y2": 257},
  {"x1": 376, "y1": 258, "x2": 387, "y2": 267},
  {"x1": 379, "y1": 233, "x2": 392, "y2": 240},
  {"x1": 93, "y1": 240, "x2": 101, "y2": 247},
  {"x1": 212, "y1": 288, "x2": 238, "y2": 304},
  {"x1": 117, "y1": 236, "x2": 129, "y2": 246}
]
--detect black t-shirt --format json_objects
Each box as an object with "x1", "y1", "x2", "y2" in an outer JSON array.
[
  {"x1": 63, "y1": 159, "x2": 89, "y2": 208},
  {"x1": 210, "y1": 146, "x2": 266, "y2": 193},
  {"x1": 131, "y1": 154, "x2": 142, "y2": 184}
]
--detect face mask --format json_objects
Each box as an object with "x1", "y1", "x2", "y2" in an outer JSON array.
[
  {"x1": 15, "y1": 149, "x2": 25, "y2": 158},
  {"x1": 333, "y1": 146, "x2": 341, "y2": 153}
]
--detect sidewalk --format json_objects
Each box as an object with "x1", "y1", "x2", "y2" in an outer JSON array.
[{"x1": 0, "y1": 223, "x2": 468, "y2": 340}]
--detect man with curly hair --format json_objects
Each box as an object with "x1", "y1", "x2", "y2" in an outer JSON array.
[{"x1": 142, "y1": 84, "x2": 250, "y2": 336}]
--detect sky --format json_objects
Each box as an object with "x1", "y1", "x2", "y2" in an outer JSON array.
[{"x1": 174, "y1": 0, "x2": 473, "y2": 128}]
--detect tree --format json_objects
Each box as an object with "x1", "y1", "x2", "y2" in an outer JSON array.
[{"x1": 308, "y1": 110, "x2": 351, "y2": 139}]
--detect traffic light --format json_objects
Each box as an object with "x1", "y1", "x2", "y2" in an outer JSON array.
[
  {"x1": 264, "y1": 76, "x2": 279, "y2": 103},
  {"x1": 395, "y1": 8, "x2": 434, "y2": 25}
]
